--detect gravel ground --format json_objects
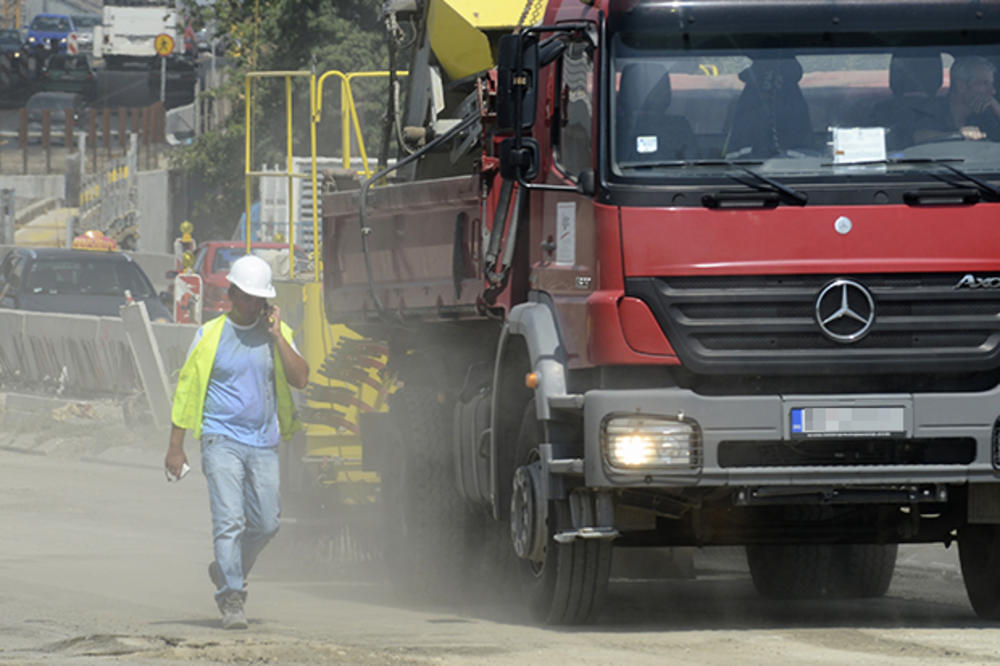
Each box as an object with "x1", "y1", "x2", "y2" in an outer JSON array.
[{"x1": 0, "y1": 394, "x2": 997, "y2": 665}]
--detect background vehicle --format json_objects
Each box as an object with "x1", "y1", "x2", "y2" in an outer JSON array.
[
  {"x1": 321, "y1": 0, "x2": 1000, "y2": 625},
  {"x1": 0, "y1": 247, "x2": 171, "y2": 320},
  {"x1": 25, "y1": 91, "x2": 87, "y2": 143},
  {"x1": 147, "y1": 55, "x2": 195, "y2": 107},
  {"x1": 41, "y1": 54, "x2": 96, "y2": 100},
  {"x1": 26, "y1": 14, "x2": 76, "y2": 54},
  {"x1": 98, "y1": 0, "x2": 180, "y2": 69},
  {"x1": 169, "y1": 241, "x2": 309, "y2": 319},
  {"x1": 0, "y1": 28, "x2": 25, "y2": 58},
  {"x1": 71, "y1": 14, "x2": 101, "y2": 52}
]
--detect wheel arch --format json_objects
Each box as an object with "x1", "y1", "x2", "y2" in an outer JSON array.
[{"x1": 491, "y1": 299, "x2": 570, "y2": 519}]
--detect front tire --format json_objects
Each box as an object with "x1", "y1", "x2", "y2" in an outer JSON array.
[
  {"x1": 959, "y1": 524, "x2": 1000, "y2": 619},
  {"x1": 511, "y1": 403, "x2": 611, "y2": 624},
  {"x1": 746, "y1": 543, "x2": 896, "y2": 599}
]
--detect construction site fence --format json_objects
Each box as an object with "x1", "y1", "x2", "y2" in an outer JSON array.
[{"x1": 0, "y1": 103, "x2": 168, "y2": 176}]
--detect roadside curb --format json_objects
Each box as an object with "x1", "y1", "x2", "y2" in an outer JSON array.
[{"x1": 14, "y1": 197, "x2": 62, "y2": 228}]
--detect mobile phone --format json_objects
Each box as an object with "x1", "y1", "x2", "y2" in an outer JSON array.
[{"x1": 165, "y1": 462, "x2": 191, "y2": 482}]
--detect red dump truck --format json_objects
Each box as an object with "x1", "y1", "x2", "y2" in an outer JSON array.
[{"x1": 322, "y1": 0, "x2": 1000, "y2": 623}]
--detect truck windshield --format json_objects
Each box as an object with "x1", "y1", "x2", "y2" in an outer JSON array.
[{"x1": 610, "y1": 33, "x2": 1000, "y2": 185}]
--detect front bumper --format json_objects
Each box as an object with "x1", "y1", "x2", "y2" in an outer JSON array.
[{"x1": 582, "y1": 386, "x2": 1000, "y2": 487}]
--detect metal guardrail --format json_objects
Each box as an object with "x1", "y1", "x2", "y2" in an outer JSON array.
[{"x1": 0, "y1": 308, "x2": 196, "y2": 398}]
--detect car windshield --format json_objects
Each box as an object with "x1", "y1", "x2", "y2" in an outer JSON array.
[
  {"x1": 28, "y1": 94, "x2": 78, "y2": 110},
  {"x1": 212, "y1": 247, "x2": 309, "y2": 274},
  {"x1": 73, "y1": 15, "x2": 100, "y2": 28},
  {"x1": 24, "y1": 258, "x2": 154, "y2": 298},
  {"x1": 31, "y1": 16, "x2": 70, "y2": 32},
  {"x1": 610, "y1": 32, "x2": 1000, "y2": 185},
  {"x1": 0, "y1": 30, "x2": 20, "y2": 45}
]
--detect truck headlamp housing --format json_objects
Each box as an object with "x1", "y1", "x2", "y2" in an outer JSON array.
[{"x1": 602, "y1": 414, "x2": 701, "y2": 470}]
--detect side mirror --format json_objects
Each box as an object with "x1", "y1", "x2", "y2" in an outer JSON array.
[
  {"x1": 159, "y1": 290, "x2": 173, "y2": 306},
  {"x1": 577, "y1": 169, "x2": 596, "y2": 196},
  {"x1": 496, "y1": 33, "x2": 538, "y2": 131},
  {"x1": 499, "y1": 137, "x2": 539, "y2": 181}
]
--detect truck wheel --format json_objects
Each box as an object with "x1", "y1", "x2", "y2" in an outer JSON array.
[
  {"x1": 382, "y1": 387, "x2": 471, "y2": 603},
  {"x1": 959, "y1": 524, "x2": 1000, "y2": 619},
  {"x1": 746, "y1": 543, "x2": 896, "y2": 599},
  {"x1": 512, "y1": 403, "x2": 611, "y2": 624}
]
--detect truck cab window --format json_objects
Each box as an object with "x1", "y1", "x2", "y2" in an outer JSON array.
[{"x1": 553, "y1": 40, "x2": 594, "y2": 180}]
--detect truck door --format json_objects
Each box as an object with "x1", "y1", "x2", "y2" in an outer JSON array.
[{"x1": 532, "y1": 37, "x2": 596, "y2": 367}]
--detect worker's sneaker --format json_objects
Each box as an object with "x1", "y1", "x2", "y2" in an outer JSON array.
[
  {"x1": 208, "y1": 561, "x2": 224, "y2": 590},
  {"x1": 219, "y1": 594, "x2": 248, "y2": 630}
]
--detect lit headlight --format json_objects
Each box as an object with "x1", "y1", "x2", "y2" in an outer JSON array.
[
  {"x1": 28, "y1": 36, "x2": 36, "y2": 42},
  {"x1": 602, "y1": 414, "x2": 701, "y2": 469}
]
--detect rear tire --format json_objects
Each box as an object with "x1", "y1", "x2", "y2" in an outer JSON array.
[
  {"x1": 747, "y1": 543, "x2": 896, "y2": 599},
  {"x1": 959, "y1": 524, "x2": 1000, "y2": 619},
  {"x1": 381, "y1": 387, "x2": 471, "y2": 603},
  {"x1": 512, "y1": 403, "x2": 611, "y2": 624}
]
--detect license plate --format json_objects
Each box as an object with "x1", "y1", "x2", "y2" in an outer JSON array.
[{"x1": 790, "y1": 406, "x2": 905, "y2": 438}]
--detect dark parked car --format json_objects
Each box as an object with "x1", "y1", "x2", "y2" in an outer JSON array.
[
  {"x1": 0, "y1": 28, "x2": 25, "y2": 58},
  {"x1": 0, "y1": 247, "x2": 172, "y2": 321},
  {"x1": 40, "y1": 54, "x2": 96, "y2": 99},
  {"x1": 25, "y1": 91, "x2": 88, "y2": 143}
]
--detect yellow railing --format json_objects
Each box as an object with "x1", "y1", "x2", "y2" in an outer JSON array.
[{"x1": 244, "y1": 69, "x2": 407, "y2": 284}]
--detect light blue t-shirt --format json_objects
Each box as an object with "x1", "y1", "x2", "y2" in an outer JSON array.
[{"x1": 187, "y1": 316, "x2": 299, "y2": 448}]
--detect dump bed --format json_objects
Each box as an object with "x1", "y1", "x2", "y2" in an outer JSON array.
[{"x1": 321, "y1": 174, "x2": 483, "y2": 326}]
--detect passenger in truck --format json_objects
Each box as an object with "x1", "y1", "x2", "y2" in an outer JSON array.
[
  {"x1": 868, "y1": 53, "x2": 949, "y2": 151},
  {"x1": 723, "y1": 57, "x2": 814, "y2": 158},
  {"x1": 941, "y1": 56, "x2": 1000, "y2": 141}
]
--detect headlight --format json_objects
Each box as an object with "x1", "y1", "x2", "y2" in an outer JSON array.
[
  {"x1": 28, "y1": 36, "x2": 36, "y2": 42},
  {"x1": 602, "y1": 414, "x2": 701, "y2": 470}
]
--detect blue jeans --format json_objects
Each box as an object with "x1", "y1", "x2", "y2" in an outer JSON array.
[{"x1": 201, "y1": 433, "x2": 280, "y2": 605}]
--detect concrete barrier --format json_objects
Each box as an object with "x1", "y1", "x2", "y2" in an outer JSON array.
[{"x1": 0, "y1": 307, "x2": 197, "y2": 398}]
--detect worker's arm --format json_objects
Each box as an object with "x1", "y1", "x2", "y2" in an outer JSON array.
[
  {"x1": 267, "y1": 305, "x2": 310, "y2": 389},
  {"x1": 165, "y1": 424, "x2": 188, "y2": 477}
]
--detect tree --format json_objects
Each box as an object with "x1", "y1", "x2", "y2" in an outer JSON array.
[{"x1": 172, "y1": 0, "x2": 388, "y2": 240}]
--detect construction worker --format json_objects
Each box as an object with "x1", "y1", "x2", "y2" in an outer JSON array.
[{"x1": 164, "y1": 254, "x2": 308, "y2": 630}]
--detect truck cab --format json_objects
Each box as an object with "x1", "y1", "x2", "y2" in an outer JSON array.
[{"x1": 322, "y1": 0, "x2": 1000, "y2": 624}]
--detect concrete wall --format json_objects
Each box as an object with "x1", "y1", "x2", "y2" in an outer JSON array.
[
  {"x1": 0, "y1": 175, "x2": 65, "y2": 203},
  {"x1": 136, "y1": 169, "x2": 171, "y2": 254}
]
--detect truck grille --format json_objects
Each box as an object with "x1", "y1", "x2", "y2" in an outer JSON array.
[
  {"x1": 626, "y1": 274, "x2": 1000, "y2": 375},
  {"x1": 718, "y1": 438, "x2": 976, "y2": 468}
]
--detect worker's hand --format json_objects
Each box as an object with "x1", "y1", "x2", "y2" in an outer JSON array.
[
  {"x1": 165, "y1": 448, "x2": 188, "y2": 480},
  {"x1": 266, "y1": 304, "x2": 282, "y2": 340}
]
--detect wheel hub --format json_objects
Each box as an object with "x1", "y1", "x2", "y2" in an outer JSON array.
[{"x1": 510, "y1": 463, "x2": 546, "y2": 562}]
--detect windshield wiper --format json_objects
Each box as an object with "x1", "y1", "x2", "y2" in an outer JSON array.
[
  {"x1": 930, "y1": 162, "x2": 1000, "y2": 201},
  {"x1": 727, "y1": 166, "x2": 808, "y2": 206}
]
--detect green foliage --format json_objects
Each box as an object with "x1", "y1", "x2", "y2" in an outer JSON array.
[{"x1": 173, "y1": 0, "x2": 388, "y2": 238}]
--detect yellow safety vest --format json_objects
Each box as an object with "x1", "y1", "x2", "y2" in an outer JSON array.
[{"x1": 171, "y1": 314, "x2": 303, "y2": 441}]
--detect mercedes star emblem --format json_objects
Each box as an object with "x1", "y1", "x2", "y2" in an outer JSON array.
[{"x1": 815, "y1": 278, "x2": 875, "y2": 343}]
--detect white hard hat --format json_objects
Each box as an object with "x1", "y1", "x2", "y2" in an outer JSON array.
[{"x1": 227, "y1": 254, "x2": 276, "y2": 298}]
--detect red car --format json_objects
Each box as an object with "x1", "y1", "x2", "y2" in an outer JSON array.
[{"x1": 169, "y1": 241, "x2": 310, "y2": 319}]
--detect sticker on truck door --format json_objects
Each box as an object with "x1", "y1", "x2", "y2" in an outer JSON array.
[{"x1": 556, "y1": 201, "x2": 576, "y2": 266}]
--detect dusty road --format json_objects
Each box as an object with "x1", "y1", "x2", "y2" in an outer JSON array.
[{"x1": 1, "y1": 400, "x2": 999, "y2": 665}]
